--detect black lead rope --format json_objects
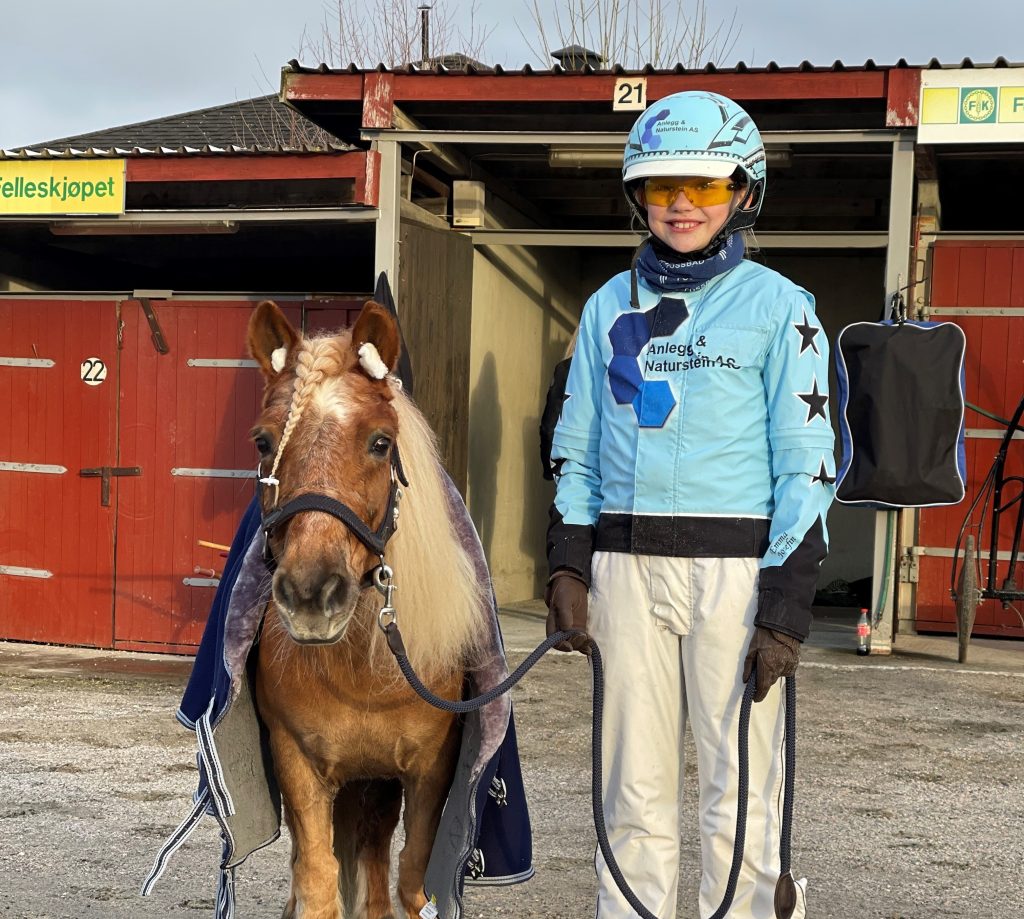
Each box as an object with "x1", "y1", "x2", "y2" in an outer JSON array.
[{"x1": 382, "y1": 623, "x2": 797, "y2": 919}]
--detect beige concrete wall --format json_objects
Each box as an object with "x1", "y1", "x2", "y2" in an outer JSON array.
[
  {"x1": 466, "y1": 243, "x2": 583, "y2": 603},
  {"x1": 0, "y1": 276, "x2": 42, "y2": 292}
]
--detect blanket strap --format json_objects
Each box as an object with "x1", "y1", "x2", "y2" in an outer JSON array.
[
  {"x1": 142, "y1": 700, "x2": 237, "y2": 905},
  {"x1": 140, "y1": 787, "x2": 211, "y2": 896},
  {"x1": 197, "y1": 703, "x2": 237, "y2": 817},
  {"x1": 216, "y1": 838, "x2": 237, "y2": 919}
]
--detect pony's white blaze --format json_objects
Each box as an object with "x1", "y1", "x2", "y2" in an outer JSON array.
[{"x1": 310, "y1": 376, "x2": 354, "y2": 426}]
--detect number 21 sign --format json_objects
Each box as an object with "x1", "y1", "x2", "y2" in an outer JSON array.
[{"x1": 613, "y1": 78, "x2": 647, "y2": 111}]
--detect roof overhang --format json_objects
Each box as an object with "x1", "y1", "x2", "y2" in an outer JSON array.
[{"x1": 281, "y1": 65, "x2": 922, "y2": 132}]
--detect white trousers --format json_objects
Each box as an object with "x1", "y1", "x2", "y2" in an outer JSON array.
[{"x1": 588, "y1": 551, "x2": 807, "y2": 919}]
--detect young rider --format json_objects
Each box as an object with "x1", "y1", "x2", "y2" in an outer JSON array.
[{"x1": 545, "y1": 91, "x2": 835, "y2": 918}]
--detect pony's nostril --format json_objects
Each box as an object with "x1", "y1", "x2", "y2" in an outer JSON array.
[
  {"x1": 318, "y1": 574, "x2": 349, "y2": 617},
  {"x1": 275, "y1": 574, "x2": 299, "y2": 611}
]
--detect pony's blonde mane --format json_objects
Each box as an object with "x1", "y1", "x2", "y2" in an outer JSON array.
[
  {"x1": 381, "y1": 389, "x2": 487, "y2": 677},
  {"x1": 266, "y1": 330, "x2": 487, "y2": 681}
]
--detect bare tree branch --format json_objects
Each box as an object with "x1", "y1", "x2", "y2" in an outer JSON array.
[
  {"x1": 298, "y1": 0, "x2": 493, "y2": 69},
  {"x1": 522, "y1": 0, "x2": 740, "y2": 70}
]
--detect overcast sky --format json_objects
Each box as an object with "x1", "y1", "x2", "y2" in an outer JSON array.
[{"x1": 1, "y1": 0, "x2": 1020, "y2": 149}]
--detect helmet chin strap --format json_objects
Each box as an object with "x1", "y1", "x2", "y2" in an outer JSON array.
[{"x1": 629, "y1": 242, "x2": 646, "y2": 310}]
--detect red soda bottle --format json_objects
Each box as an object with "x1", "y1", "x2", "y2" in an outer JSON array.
[{"x1": 856, "y1": 608, "x2": 870, "y2": 655}]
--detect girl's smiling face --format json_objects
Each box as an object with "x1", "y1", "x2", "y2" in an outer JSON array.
[{"x1": 637, "y1": 177, "x2": 746, "y2": 255}]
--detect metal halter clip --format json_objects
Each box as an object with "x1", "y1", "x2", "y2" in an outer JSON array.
[
  {"x1": 373, "y1": 560, "x2": 397, "y2": 631},
  {"x1": 393, "y1": 485, "x2": 403, "y2": 528}
]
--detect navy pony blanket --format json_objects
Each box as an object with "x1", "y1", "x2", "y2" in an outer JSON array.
[{"x1": 143, "y1": 480, "x2": 533, "y2": 918}]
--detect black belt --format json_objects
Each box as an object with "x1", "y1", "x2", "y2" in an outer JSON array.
[{"x1": 595, "y1": 513, "x2": 770, "y2": 558}]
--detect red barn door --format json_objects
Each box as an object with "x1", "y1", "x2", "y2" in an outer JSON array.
[
  {"x1": 112, "y1": 299, "x2": 274, "y2": 652},
  {"x1": 0, "y1": 298, "x2": 119, "y2": 647},
  {"x1": 915, "y1": 240, "x2": 1024, "y2": 637}
]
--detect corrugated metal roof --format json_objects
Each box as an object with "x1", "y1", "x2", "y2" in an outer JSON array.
[
  {"x1": 282, "y1": 56, "x2": 1019, "y2": 76},
  {"x1": 1, "y1": 94, "x2": 352, "y2": 160}
]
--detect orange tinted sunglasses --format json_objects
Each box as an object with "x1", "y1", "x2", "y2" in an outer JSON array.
[{"x1": 643, "y1": 177, "x2": 741, "y2": 208}]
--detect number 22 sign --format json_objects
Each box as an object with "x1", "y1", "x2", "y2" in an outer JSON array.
[
  {"x1": 80, "y1": 357, "x2": 108, "y2": 386},
  {"x1": 613, "y1": 78, "x2": 647, "y2": 111}
]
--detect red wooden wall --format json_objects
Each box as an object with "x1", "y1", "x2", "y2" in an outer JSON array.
[
  {"x1": 1, "y1": 296, "x2": 362, "y2": 652},
  {"x1": 915, "y1": 241, "x2": 1024, "y2": 636}
]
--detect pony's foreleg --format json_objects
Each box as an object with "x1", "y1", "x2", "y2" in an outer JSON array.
[
  {"x1": 334, "y1": 779, "x2": 402, "y2": 919},
  {"x1": 396, "y1": 749, "x2": 459, "y2": 919},
  {"x1": 272, "y1": 735, "x2": 343, "y2": 919}
]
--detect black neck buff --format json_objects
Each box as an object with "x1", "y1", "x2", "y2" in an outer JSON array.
[{"x1": 630, "y1": 232, "x2": 745, "y2": 307}]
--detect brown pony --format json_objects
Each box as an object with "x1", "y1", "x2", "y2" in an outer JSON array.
[{"x1": 247, "y1": 300, "x2": 486, "y2": 919}]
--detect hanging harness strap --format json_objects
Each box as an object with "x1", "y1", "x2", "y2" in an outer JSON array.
[{"x1": 775, "y1": 675, "x2": 799, "y2": 919}]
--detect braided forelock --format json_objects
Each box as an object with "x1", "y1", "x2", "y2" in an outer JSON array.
[{"x1": 268, "y1": 337, "x2": 347, "y2": 483}]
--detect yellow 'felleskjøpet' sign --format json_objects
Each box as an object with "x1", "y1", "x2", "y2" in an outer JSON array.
[{"x1": 0, "y1": 159, "x2": 126, "y2": 215}]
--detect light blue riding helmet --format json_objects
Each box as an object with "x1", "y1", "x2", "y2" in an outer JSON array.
[{"x1": 623, "y1": 90, "x2": 767, "y2": 241}]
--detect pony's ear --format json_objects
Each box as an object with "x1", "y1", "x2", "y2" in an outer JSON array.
[
  {"x1": 351, "y1": 300, "x2": 401, "y2": 377},
  {"x1": 248, "y1": 300, "x2": 299, "y2": 379}
]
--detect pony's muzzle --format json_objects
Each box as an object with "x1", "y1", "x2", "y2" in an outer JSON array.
[{"x1": 272, "y1": 566, "x2": 355, "y2": 643}]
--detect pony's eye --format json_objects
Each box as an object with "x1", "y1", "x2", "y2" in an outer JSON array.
[
  {"x1": 254, "y1": 433, "x2": 273, "y2": 455},
  {"x1": 369, "y1": 435, "x2": 392, "y2": 458}
]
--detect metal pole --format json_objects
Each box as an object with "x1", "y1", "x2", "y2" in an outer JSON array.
[
  {"x1": 374, "y1": 138, "x2": 402, "y2": 294},
  {"x1": 871, "y1": 134, "x2": 915, "y2": 654},
  {"x1": 419, "y1": 5, "x2": 431, "y2": 65}
]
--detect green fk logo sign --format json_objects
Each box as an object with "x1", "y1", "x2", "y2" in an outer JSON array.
[{"x1": 960, "y1": 87, "x2": 997, "y2": 123}]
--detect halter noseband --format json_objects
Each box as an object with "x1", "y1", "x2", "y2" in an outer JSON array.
[{"x1": 259, "y1": 446, "x2": 410, "y2": 570}]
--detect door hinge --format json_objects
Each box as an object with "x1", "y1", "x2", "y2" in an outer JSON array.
[
  {"x1": 136, "y1": 298, "x2": 169, "y2": 354},
  {"x1": 899, "y1": 551, "x2": 919, "y2": 584}
]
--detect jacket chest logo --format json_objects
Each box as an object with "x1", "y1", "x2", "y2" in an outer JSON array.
[{"x1": 606, "y1": 299, "x2": 688, "y2": 428}]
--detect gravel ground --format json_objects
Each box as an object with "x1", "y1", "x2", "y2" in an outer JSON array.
[{"x1": 1, "y1": 628, "x2": 1023, "y2": 919}]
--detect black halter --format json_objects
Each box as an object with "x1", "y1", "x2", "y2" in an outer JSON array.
[{"x1": 259, "y1": 446, "x2": 410, "y2": 568}]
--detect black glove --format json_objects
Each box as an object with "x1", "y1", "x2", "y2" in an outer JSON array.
[
  {"x1": 742, "y1": 626, "x2": 801, "y2": 703},
  {"x1": 544, "y1": 571, "x2": 591, "y2": 653}
]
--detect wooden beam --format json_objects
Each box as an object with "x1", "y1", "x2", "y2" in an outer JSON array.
[
  {"x1": 357, "y1": 150, "x2": 380, "y2": 207},
  {"x1": 363, "y1": 73, "x2": 395, "y2": 129},
  {"x1": 389, "y1": 71, "x2": 889, "y2": 103},
  {"x1": 125, "y1": 153, "x2": 370, "y2": 183},
  {"x1": 281, "y1": 71, "x2": 364, "y2": 102},
  {"x1": 886, "y1": 68, "x2": 922, "y2": 126}
]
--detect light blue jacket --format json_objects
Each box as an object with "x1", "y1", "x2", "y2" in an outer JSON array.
[{"x1": 550, "y1": 259, "x2": 836, "y2": 638}]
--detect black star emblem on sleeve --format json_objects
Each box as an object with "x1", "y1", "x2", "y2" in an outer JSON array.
[
  {"x1": 811, "y1": 459, "x2": 836, "y2": 487},
  {"x1": 796, "y1": 379, "x2": 828, "y2": 424},
  {"x1": 792, "y1": 309, "x2": 821, "y2": 356}
]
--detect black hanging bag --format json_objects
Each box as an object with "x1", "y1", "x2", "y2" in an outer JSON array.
[{"x1": 834, "y1": 297, "x2": 967, "y2": 508}]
